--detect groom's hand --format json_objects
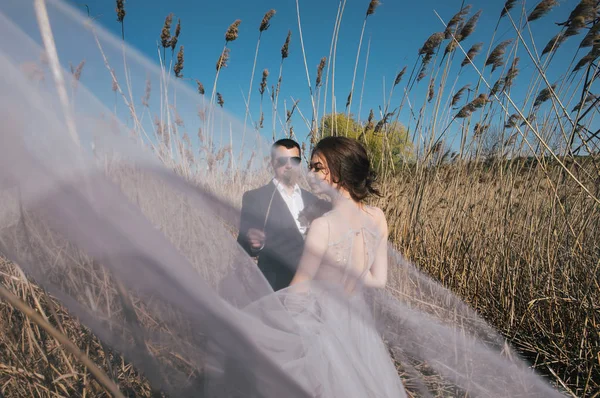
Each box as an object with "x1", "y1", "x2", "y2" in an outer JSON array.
[{"x1": 247, "y1": 228, "x2": 265, "y2": 250}]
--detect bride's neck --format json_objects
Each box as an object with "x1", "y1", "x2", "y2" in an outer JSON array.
[{"x1": 329, "y1": 189, "x2": 360, "y2": 209}]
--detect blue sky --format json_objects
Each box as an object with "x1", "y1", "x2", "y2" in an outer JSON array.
[{"x1": 48, "y1": 1, "x2": 596, "y2": 152}]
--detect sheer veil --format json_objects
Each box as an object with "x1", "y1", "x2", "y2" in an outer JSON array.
[{"x1": 0, "y1": 1, "x2": 564, "y2": 397}]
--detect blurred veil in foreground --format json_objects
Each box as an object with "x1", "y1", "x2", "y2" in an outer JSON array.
[{"x1": 0, "y1": 0, "x2": 564, "y2": 397}]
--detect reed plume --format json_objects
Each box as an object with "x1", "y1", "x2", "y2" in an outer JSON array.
[
  {"x1": 573, "y1": 44, "x2": 600, "y2": 72},
  {"x1": 115, "y1": 0, "x2": 125, "y2": 22},
  {"x1": 365, "y1": 109, "x2": 375, "y2": 132},
  {"x1": 111, "y1": 68, "x2": 118, "y2": 92},
  {"x1": 527, "y1": 0, "x2": 558, "y2": 23},
  {"x1": 115, "y1": 0, "x2": 126, "y2": 40},
  {"x1": 394, "y1": 66, "x2": 407, "y2": 86},
  {"x1": 260, "y1": 9, "x2": 276, "y2": 32},
  {"x1": 216, "y1": 48, "x2": 230, "y2": 71},
  {"x1": 500, "y1": 0, "x2": 517, "y2": 18},
  {"x1": 459, "y1": 10, "x2": 482, "y2": 41},
  {"x1": 504, "y1": 57, "x2": 519, "y2": 88},
  {"x1": 427, "y1": 79, "x2": 435, "y2": 102},
  {"x1": 258, "y1": 69, "x2": 269, "y2": 130},
  {"x1": 473, "y1": 123, "x2": 489, "y2": 137},
  {"x1": 278, "y1": 30, "x2": 292, "y2": 94},
  {"x1": 170, "y1": 19, "x2": 181, "y2": 52},
  {"x1": 225, "y1": 19, "x2": 241, "y2": 42},
  {"x1": 580, "y1": 22, "x2": 600, "y2": 48},
  {"x1": 542, "y1": 32, "x2": 566, "y2": 56},
  {"x1": 182, "y1": 132, "x2": 194, "y2": 165},
  {"x1": 195, "y1": 80, "x2": 205, "y2": 95},
  {"x1": 182, "y1": 132, "x2": 191, "y2": 148},
  {"x1": 461, "y1": 42, "x2": 483, "y2": 67},
  {"x1": 520, "y1": 113, "x2": 536, "y2": 127},
  {"x1": 217, "y1": 93, "x2": 224, "y2": 108},
  {"x1": 173, "y1": 106, "x2": 184, "y2": 126},
  {"x1": 504, "y1": 113, "x2": 522, "y2": 128},
  {"x1": 373, "y1": 111, "x2": 395, "y2": 134},
  {"x1": 471, "y1": 93, "x2": 488, "y2": 108},
  {"x1": 281, "y1": 30, "x2": 291, "y2": 59},
  {"x1": 485, "y1": 39, "x2": 513, "y2": 73},
  {"x1": 160, "y1": 13, "x2": 173, "y2": 60},
  {"x1": 533, "y1": 84, "x2": 556, "y2": 108},
  {"x1": 456, "y1": 93, "x2": 488, "y2": 118},
  {"x1": 419, "y1": 32, "x2": 445, "y2": 56},
  {"x1": 566, "y1": 16, "x2": 589, "y2": 37},
  {"x1": 489, "y1": 77, "x2": 505, "y2": 97},
  {"x1": 445, "y1": 5, "x2": 471, "y2": 39},
  {"x1": 69, "y1": 60, "x2": 85, "y2": 88},
  {"x1": 286, "y1": 100, "x2": 300, "y2": 124},
  {"x1": 197, "y1": 127, "x2": 204, "y2": 145},
  {"x1": 443, "y1": 35, "x2": 460, "y2": 59},
  {"x1": 417, "y1": 65, "x2": 428, "y2": 81},
  {"x1": 367, "y1": 0, "x2": 380, "y2": 16},
  {"x1": 198, "y1": 107, "x2": 206, "y2": 122},
  {"x1": 142, "y1": 76, "x2": 151, "y2": 107},
  {"x1": 418, "y1": 32, "x2": 444, "y2": 80},
  {"x1": 316, "y1": 57, "x2": 327, "y2": 88},
  {"x1": 452, "y1": 84, "x2": 470, "y2": 107},
  {"x1": 572, "y1": 93, "x2": 597, "y2": 112},
  {"x1": 155, "y1": 115, "x2": 169, "y2": 149},
  {"x1": 259, "y1": 69, "x2": 269, "y2": 96},
  {"x1": 173, "y1": 45, "x2": 184, "y2": 77},
  {"x1": 562, "y1": 0, "x2": 596, "y2": 37}
]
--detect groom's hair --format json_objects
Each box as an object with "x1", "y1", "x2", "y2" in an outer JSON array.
[
  {"x1": 311, "y1": 136, "x2": 381, "y2": 202},
  {"x1": 271, "y1": 138, "x2": 301, "y2": 159}
]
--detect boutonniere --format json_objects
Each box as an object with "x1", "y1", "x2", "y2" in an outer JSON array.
[{"x1": 298, "y1": 199, "x2": 333, "y2": 235}]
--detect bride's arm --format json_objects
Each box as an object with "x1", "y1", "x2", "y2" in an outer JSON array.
[
  {"x1": 363, "y1": 209, "x2": 388, "y2": 289},
  {"x1": 289, "y1": 217, "x2": 329, "y2": 287}
]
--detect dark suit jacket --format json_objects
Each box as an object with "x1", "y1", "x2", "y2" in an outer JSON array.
[{"x1": 237, "y1": 181, "x2": 318, "y2": 291}]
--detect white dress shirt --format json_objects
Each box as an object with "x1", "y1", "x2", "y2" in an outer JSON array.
[{"x1": 273, "y1": 178, "x2": 306, "y2": 235}]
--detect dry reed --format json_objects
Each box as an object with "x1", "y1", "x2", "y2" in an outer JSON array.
[
  {"x1": 527, "y1": 0, "x2": 559, "y2": 23},
  {"x1": 216, "y1": 48, "x2": 229, "y2": 71},
  {"x1": 500, "y1": 0, "x2": 517, "y2": 18},
  {"x1": 173, "y1": 45, "x2": 183, "y2": 77},
  {"x1": 461, "y1": 42, "x2": 483, "y2": 67},
  {"x1": 115, "y1": 0, "x2": 125, "y2": 39}
]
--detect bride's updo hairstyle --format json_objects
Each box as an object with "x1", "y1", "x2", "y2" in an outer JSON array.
[{"x1": 311, "y1": 136, "x2": 381, "y2": 202}]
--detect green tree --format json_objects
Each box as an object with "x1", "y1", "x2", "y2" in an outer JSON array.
[{"x1": 318, "y1": 112, "x2": 413, "y2": 173}]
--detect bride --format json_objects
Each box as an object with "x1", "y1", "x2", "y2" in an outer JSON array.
[{"x1": 239, "y1": 136, "x2": 408, "y2": 397}]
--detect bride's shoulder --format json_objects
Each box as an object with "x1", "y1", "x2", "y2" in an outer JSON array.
[
  {"x1": 304, "y1": 215, "x2": 330, "y2": 241},
  {"x1": 365, "y1": 205, "x2": 387, "y2": 231}
]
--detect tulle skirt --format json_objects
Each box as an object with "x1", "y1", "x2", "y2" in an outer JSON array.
[{"x1": 239, "y1": 282, "x2": 408, "y2": 397}]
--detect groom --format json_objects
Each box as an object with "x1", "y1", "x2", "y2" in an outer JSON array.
[{"x1": 237, "y1": 138, "x2": 319, "y2": 291}]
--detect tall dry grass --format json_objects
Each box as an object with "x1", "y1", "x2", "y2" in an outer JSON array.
[
  {"x1": 376, "y1": 159, "x2": 599, "y2": 397},
  {"x1": 0, "y1": 260, "x2": 155, "y2": 397},
  {"x1": 1, "y1": 0, "x2": 600, "y2": 397}
]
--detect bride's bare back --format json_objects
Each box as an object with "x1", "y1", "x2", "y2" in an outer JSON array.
[{"x1": 292, "y1": 201, "x2": 388, "y2": 292}]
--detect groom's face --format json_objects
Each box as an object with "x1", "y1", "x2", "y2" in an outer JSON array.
[{"x1": 271, "y1": 145, "x2": 301, "y2": 186}]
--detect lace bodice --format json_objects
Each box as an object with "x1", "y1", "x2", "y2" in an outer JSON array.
[{"x1": 314, "y1": 205, "x2": 383, "y2": 292}]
